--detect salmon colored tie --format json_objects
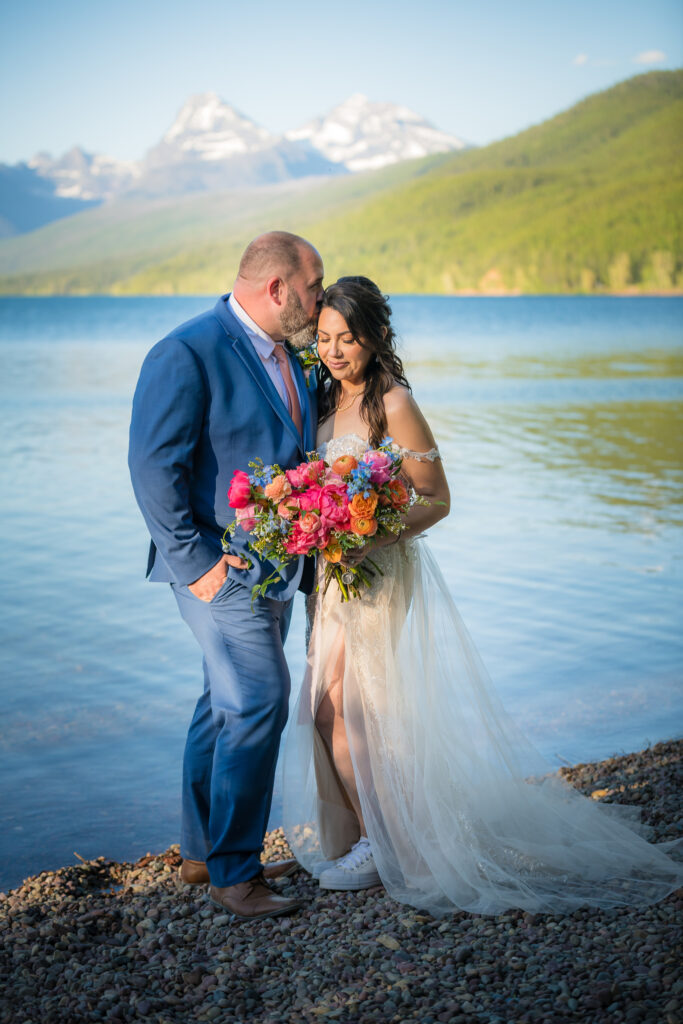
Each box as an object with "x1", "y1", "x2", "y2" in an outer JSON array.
[{"x1": 273, "y1": 344, "x2": 303, "y2": 436}]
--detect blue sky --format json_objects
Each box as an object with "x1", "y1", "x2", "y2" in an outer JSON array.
[{"x1": 2, "y1": 0, "x2": 681, "y2": 163}]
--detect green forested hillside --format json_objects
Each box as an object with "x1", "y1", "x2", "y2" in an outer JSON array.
[{"x1": 1, "y1": 71, "x2": 681, "y2": 295}]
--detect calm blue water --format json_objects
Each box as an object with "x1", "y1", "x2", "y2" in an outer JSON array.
[{"x1": 1, "y1": 295, "x2": 682, "y2": 892}]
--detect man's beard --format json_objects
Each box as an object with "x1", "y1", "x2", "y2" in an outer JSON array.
[{"x1": 280, "y1": 287, "x2": 318, "y2": 349}]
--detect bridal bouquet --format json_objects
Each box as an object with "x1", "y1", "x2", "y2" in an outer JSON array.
[{"x1": 224, "y1": 439, "x2": 425, "y2": 602}]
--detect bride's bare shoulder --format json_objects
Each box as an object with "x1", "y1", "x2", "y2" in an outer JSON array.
[
  {"x1": 382, "y1": 384, "x2": 413, "y2": 415},
  {"x1": 383, "y1": 384, "x2": 438, "y2": 452}
]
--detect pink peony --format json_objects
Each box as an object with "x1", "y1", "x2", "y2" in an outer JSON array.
[
  {"x1": 319, "y1": 484, "x2": 351, "y2": 526},
  {"x1": 299, "y1": 485, "x2": 323, "y2": 512},
  {"x1": 324, "y1": 467, "x2": 346, "y2": 487},
  {"x1": 228, "y1": 469, "x2": 252, "y2": 509},
  {"x1": 301, "y1": 459, "x2": 326, "y2": 484},
  {"x1": 264, "y1": 474, "x2": 292, "y2": 502},
  {"x1": 361, "y1": 450, "x2": 394, "y2": 485},
  {"x1": 283, "y1": 523, "x2": 319, "y2": 555},
  {"x1": 235, "y1": 502, "x2": 258, "y2": 531},
  {"x1": 285, "y1": 465, "x2": 308, "y2": 489}
]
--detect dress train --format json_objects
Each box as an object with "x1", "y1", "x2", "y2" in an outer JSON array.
[{"x1": 282, "y1": 434, "x2": 682, "y2": 916}]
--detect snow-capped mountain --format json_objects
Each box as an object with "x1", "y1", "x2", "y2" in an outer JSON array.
[
  {"x1": 29, "y1": 147, "x2": 138, "y2": 201},
  {"x1": 286, "y1": 94, "x2": 466, "y2": 171},
  {"x1": 3, "y1": 93, "x2": 468, "y2": 234},
  {"x1": 137, "y1": 93, "x2": 338, "y2": 196},
  {"x1": 145, "y1": 93, "x2": 273, "y2": 167}
]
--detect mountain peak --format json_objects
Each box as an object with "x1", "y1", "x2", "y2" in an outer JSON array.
[
  {"x1": 161, "y1": 94, "x2": 271, "y2": 156},
  {"x1": 286, "y1": 94, "x2": 466, "y2": 171},
  {"x1": 28, "y1": 145, "x2": 138, "y2": 200}
]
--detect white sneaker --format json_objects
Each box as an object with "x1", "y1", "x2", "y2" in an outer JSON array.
[
  {"x1": 310, "y1": 857, "x2": 339, "y2": 879},
  {"x1": 318, "y1": 837, "x2": 381, "y2": 891}
]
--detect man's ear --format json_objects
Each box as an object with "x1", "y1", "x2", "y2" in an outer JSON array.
[{"x1": 267, "y1": 275, "x2": 284, "y2": 307}]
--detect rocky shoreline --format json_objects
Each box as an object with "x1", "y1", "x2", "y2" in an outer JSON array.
[{"x1": 1, "y1": 739, "x2": 681, "y2": 1024}]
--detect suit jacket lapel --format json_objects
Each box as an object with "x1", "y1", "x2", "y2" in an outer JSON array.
[
  {"x1": 213, "y1": 295, "x2": 305, "y2": 454},
  {"x1": 289, "y1": 353, "x2": 315, "y2": 453}
]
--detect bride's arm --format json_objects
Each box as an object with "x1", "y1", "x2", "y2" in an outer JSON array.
[
  {"x1": 343, "y1": 387, "x2": 450, "y2": 566},
  {"x1": 382, "y1": 385, "x2": 451, "y2": 539}
]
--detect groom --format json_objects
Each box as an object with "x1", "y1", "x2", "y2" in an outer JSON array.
[{"x1": 128, "y1": 231, "x2": 323, "y2": 921}]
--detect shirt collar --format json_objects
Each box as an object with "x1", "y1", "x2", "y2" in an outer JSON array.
[{"x1": 228, "y1": 293, "x2": 279, "y2": 361}]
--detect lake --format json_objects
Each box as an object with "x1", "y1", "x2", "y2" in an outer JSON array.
[{"x1": 0, "y1": 295, "x2": 681, "y2": 892}]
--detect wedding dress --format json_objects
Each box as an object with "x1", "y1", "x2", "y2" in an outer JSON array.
[{"x1": 282, "y1": 433, "x2": 682, "y2": 916}]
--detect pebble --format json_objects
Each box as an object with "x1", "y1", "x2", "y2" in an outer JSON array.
[{"x1": 1, "y1": 739, "x2": 681, "y2": 1024}]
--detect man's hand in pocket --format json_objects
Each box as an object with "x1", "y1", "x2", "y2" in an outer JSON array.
[{"x1": 188, "y1": 553, "x2": 249, "y2": 602}]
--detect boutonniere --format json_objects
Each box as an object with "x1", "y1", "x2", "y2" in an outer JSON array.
[{"x1": 286, "y1": 342, "x2": 319, "y2": 388}]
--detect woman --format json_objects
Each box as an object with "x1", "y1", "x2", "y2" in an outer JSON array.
[{"x1": 282, "y1": 276, "x2": 682, "y2": 916}]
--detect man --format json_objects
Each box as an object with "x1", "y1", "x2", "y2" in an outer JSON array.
[{"x1": 128, "y1": 231, "x2": 324, "y2": 921}]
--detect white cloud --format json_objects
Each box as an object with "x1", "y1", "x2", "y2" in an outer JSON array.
[
  {"x1": 572, "y1": 53, "x2": 589, "y2": 66},
  {"x1": 633, "y1": 50, "x2": 666, "y2": 65}
]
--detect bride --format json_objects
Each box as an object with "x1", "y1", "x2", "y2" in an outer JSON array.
[{"x1": 282, "y1": 276, "x2": 682, "y2": 916}]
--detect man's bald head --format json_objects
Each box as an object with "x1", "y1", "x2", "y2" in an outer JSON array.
[
  {"x1": 231, "y1": 231, "x2": 324, "y2": 344},
  {"x1": 237, "y1": 231, "x2": 315, "y2": 283}
]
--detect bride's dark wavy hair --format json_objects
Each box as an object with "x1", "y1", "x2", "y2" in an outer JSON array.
[{"x1": 317, "y1": 276, "x2": 411, "y2": 448}]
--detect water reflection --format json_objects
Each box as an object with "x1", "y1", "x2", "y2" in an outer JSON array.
[
  {"x1": 410, "y1": 350, "x2": 683, "y2": 380},
  {"x1": 432, "y1": 402, "x2": 683, "y2": 534}
]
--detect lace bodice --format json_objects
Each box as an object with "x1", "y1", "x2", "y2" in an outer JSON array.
[{"x1": 319, "y1": 432, "x2": 441, "y2": 465}]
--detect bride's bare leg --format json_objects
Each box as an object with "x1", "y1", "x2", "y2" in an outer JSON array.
[{"x1": 315, "y1": 629, "x2": 367, "y2": 835}]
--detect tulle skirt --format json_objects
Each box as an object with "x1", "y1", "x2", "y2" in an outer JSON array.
[{"x1": 281, "y1": 537, "x2": 682, "y2": 916}]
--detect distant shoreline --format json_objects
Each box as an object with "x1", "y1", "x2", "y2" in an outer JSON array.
[{"x1": 0, "y1": 289, "x2": 682, "y2": 299}]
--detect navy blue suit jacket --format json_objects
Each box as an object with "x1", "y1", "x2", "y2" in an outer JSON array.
[{"x1": 128, "y1": 295, "x2": 317, "y2": 600}]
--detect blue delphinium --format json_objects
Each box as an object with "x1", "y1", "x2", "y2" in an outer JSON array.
[
  {"x1": 346, "y1": 463, "x2": 374, "y2": 499},
  {"x1": 379, "y1": 436, "x2": 402, "y2": 464},
  {"x1": 249, "y1": 463, "x2": 277, "y2": 486}
]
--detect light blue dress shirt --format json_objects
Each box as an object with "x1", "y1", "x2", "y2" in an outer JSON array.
[{"x1": 228, "y1": 293, "x2": 303, "y2": 414}]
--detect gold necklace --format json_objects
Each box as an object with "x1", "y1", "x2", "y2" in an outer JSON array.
[{"x1": 337, "y1": 389, "x2": 364, "y2": 413}]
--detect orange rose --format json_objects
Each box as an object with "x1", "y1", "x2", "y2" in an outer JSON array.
[
  {"x1": 350, "y1": 515, "x2": 378, "y2": 537},
  {"x1": 331, "y1": 454, "x2": 358, "y2": 476},
  {"x1": 277, "y1": 497, "x2": 300, "y2": 520},
  {"x1": 387, "y1": 478, "x2": 410, "y2": 508},
  {"x1": 349, "y1": 491, "x2": 378, "y2": 517},
  {"x1": 299, "y1": 511, "x2": 321, "y2": 534},
  {"x1": 322, "y1": 541, "x2": 343, "y2": 563},
  {"x1": 264, "y1": 474, "x2": 292, "y2": 502}
]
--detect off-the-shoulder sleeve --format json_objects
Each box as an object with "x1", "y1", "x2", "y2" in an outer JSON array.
[{"x1": 392, "y1": 444, "x2": 441, "y2": 462}]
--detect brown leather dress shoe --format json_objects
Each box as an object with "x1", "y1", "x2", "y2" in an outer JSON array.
[
  {"x1": 263, "y1": 858, "x2": 300, "y2": 881},
  {"x1": 180, "y1": 857, "x2": 300, "y2": 885},
  {"x1": 179, "y1": 858, "x2": 210, "y2": 885},
  {"x1": 210, "y1": 876, "x2": 303, "y2": 921}
]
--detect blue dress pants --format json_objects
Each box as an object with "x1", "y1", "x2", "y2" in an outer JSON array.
[{"x1": 172, "y1": 576, "x2": 293, "y2": 886}]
